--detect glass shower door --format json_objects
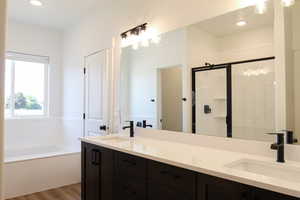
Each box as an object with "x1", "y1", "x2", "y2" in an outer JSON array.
[{"x1": 231, "y1": 59, "x2": 275, "y2": 141}]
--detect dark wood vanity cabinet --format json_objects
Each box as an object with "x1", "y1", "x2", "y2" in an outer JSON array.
[
  {"x1": 114, "y1": 151, "x2": 147, "y2": 200},
  {"x1": 197, "y1": 174, "x2": 252, "y2": 200},
  {"x1": 252, "y1": 188, "x2": 299, "y2": 200},
  {"x1": 148, "y1": 160, "x2": 197, "y2": 200},
  {"x1": 81, "y1": 142, "x2": 299, "y2": 200},
  {"x1": 81, "y1": 143, "x2": 114, "y2": 200}
]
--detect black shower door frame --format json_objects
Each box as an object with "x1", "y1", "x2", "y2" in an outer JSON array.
[{"x1": 191, "y1": 56, "x2": 275, "y2": 137}]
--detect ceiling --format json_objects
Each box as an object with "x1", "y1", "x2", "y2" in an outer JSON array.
[
  {"x1": 8, "y1": 0, "x2": 99, "y2": 30},
  {"x1": 194, "y1": 2, "x2": 274, "y2": 37}
]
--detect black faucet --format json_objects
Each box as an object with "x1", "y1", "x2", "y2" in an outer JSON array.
[
  {"x1": 281, "y1": 130, "x2": 298, "y2": 144},
  {"x1": 123, "y1": 121, "x2": 134, "y2": 137},
  {"x1": 267, "y1": 133, "x2": 285, "y2": 163},
  {"x1": 142, "y1": 120, "x2": 153, "y2": 128}
]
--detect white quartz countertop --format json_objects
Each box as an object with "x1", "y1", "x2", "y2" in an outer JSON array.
[{"x1": 80, "y1": 134, "x2": 300, "y2": 198}]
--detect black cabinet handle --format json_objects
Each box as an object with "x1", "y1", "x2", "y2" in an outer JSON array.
[{"x1": 91, "y1": 149, "x2": 101, "y2": 165}]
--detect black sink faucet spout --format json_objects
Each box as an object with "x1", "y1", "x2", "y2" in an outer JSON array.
[
  {"x1": 123, "y1": 121, "x2": 134, "y2": 137},
  {"x1": 267, "y1": 133, "x2": 285, "y2": 163}
]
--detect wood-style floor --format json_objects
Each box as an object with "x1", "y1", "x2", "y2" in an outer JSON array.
[{"x1": 7, "y1": 184, "x2": 81, "y2": 200}]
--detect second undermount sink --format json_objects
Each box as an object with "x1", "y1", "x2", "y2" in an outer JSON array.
[
  {"x1": 100, "y1": 136, "x2": 130, "y2": 143},
  {"x1": 226, "y1": 159, "x2": 300, "y2": 183}
]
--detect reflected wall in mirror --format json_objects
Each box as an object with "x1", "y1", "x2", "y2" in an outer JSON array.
[
  {"x1": 285, "y1": 0, "x2": 300, "y2": 145},
  {"x1": 120, "y1": 1, "x2": 299, "y2": 144}
]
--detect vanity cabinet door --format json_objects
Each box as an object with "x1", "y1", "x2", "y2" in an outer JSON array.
[
  {"x1": 114, "y1": 179, "x2": 147, "y2": 200},
  {"x1": 81, "y1": 142, "x2": 114, "y2": 200},
  {"x1": 252, "y1": 188, "x2": 299, "y2": 200},
  {"x1": 148, "y1": 160, "x2": 197, "y2": 200},
  {"x1": 197, "y1": 174, "x2": 251, "y2": 200},
  {"x1": 114, "y1": 151, "x2": 147, "y2": 200}
]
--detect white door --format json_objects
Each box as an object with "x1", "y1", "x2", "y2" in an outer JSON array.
[
  {"x1": 158, "y1": 66, "x2": 183, "y2": 132},
  {"x1": 84, "y1": 49, "x2": 110, "y2": 136}
]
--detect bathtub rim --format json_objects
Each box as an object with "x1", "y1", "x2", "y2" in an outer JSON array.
[{"x1": 4, "y1": 150, "x2": 81, "y2": 164}]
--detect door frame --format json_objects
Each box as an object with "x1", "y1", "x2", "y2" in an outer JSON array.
[
  {"x1": 191, "y1": 56, "x2": 275, "y2": 137},
  {"x1": 83, "y1": 49, "x2": 111, "y2": 137}
]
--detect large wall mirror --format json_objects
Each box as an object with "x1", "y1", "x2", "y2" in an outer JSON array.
[{"x1": 120, "y1": 0, "x2": 300, "y2": 144}]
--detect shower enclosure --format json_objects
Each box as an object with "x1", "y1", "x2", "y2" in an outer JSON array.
[{"x1": 192, "y1": 57, "x2": 276, "y2": 141}]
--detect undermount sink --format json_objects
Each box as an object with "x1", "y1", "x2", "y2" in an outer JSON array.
[
  {"x1": 226, "y1": 159, "x2": 300, "y2": 183},
  {"x1": 100, "y1": 136, "x2": 130, "y2": 143}
]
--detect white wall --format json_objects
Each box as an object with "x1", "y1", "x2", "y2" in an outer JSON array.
[
  {"x1": 5, "y1": 20, "x2": 64, "y2": 151},
  {"x1": 0, "y1": 1, "x2": 6, "y2": 199},
  {"x1": 186, "y1": 26, "x2": 220, "y2": 68},
  {"x1": 218, "y1": 26, "x2": 274, "y2": 62}
]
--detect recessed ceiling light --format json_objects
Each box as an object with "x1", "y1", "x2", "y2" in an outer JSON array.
[
  {"x1": 236, "y1": 20, "x2": 247, "y2": 27},
  {"x1": 29, "y1": 0, "x2": 43, "y2": 7}
]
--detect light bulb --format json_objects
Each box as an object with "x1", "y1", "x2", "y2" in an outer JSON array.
[
  {"x1": 236, "y1": 20, "x2": 247, "y2": 27},
  {"x1": 281, "y1": 0, "x2": 295, "y2": 7},
  {"x1": 151, "y1": 35, "x2": 161, "y2": 44},
  {"x1": 255, "y1": 0, "x2": 268, "y2": 14},
  {"x1": 30, "y1": 0, "x2": 43, "y2": 6},
  {"x1": 132, "y1": 43, "x2": 139, "y2": 50},
  {"x1": 141, "y1": 39, "x2": 150, "y2": 47},
  {"x1": 121, "y1": 38, "x2": 128, "y2": 48}
]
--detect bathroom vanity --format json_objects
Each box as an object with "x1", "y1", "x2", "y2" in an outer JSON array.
[{"x1": 81, "y1": 134, "x2": 300, "y2": 200}]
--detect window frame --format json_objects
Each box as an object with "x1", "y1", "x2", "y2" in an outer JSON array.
[{"x1": 5, "y1": 51, "x2": 50, "y2": 119}]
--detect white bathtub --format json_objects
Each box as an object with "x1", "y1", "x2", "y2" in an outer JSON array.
[
  {"x1": 4, "y1": 145, "x2": 81, "y2": 199},
  {"x1": 5, "y1": 145, "x2": 80, "y2": 163}
]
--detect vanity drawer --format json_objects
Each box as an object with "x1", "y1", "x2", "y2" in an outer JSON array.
[
  {"x1": 148, "y1": 160, "x2": 197, "y2": 193},
  {"x1": 114, "y1": 179, "x2": 146, "y2": 200},
  {"x1": 115, "y1": 151, "x2": 147, "y2": 180}
]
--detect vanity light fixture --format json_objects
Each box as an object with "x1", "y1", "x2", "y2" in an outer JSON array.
[
  {"x1": 255, "y1": 0, "x2": 268, "y2": 14},
  {"x1": 254, "y1": 0, "x2": 295, "y2": 14},
  {"x1": 120, "y1": 23, "x2": 161, "y2": 49},
  {"x1": 236, "y1": 20, "x2": 247, "y2": 26},
  {"x1": 29, "y1": 0, "x2": 43, "y2": 6}
]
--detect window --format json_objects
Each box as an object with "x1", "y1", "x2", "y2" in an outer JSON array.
[{"x1": 5, "y1": 52, "x2": 49, "y2": 118}]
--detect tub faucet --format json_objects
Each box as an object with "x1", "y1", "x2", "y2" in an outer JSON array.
[
  {"x1": 267, "y1": 133, "x2": 285, "y2": 163},
  {"x1": 123, "y1": 121, "x2": 134, "y2": 137}
]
